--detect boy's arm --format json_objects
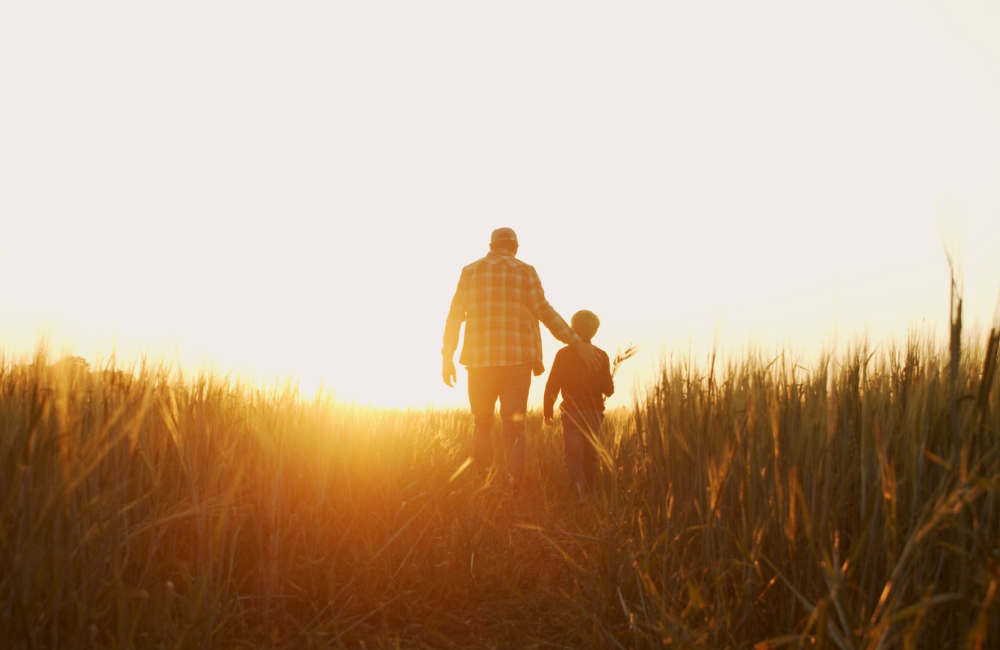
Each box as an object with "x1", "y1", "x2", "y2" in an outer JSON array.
[
  {"x1": 543, "y1": 353, "x2": 564, "y2": 421},
  {"x1": 601, "y1": 351, "x2": 615, "y2": 397}
]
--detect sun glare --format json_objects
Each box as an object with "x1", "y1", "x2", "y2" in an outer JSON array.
[{"x1": 1, "y1": 0, "x2": 998, "y2": 406}]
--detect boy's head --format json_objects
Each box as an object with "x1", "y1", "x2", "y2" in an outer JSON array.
[{"x1": 571, "y1": 310, "x2": 600, "y2": 342}]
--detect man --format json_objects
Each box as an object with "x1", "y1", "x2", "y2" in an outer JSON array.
[{"x1": 442, "y1": 227, "x2": 600, "y2": 487}]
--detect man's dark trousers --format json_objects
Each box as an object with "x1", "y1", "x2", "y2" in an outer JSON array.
[{"x1": 467, "y1": 364, "x2": 531, "y2": 483}]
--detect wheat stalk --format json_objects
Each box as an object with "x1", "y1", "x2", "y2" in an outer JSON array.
[{"x1": 611, "y1": 342, "x2": 638, "y2": 379}]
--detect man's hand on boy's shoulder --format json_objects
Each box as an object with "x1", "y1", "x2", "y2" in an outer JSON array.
[{"x1": 572, "y1": 339, "x2": 601, "y2": 371}]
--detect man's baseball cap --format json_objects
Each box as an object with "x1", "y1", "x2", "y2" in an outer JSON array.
[{"x1": 490, "y1": 227, "x2": 518, "y2": 246}]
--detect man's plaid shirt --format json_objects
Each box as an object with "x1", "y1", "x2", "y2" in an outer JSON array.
[{"x1": 443, "y1": 249, "x2": 581, "y2": 368}]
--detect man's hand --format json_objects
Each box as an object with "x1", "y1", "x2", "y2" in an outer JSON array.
[
  {"x1": 573, "y1": 340, "x2": 601, "y2": 371},
  {"x1": 544, "y1": 416, "x2": 554, "y2": 426},
  {"x1": 442, "y1": 357, "x2": 457, "y2": 387}
]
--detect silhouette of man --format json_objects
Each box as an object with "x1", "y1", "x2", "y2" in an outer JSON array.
[{"x1": 442, "y1": 227, "x2": 600, "y2": 487}]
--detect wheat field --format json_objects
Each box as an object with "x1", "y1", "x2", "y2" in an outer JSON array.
[{"x1": 1, "y1": 328, "x2": 998, "y2": 648}]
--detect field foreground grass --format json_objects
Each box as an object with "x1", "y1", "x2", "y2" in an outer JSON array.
[{"x1": 1, "y1": 337, "x2": 999, "y2": 649}]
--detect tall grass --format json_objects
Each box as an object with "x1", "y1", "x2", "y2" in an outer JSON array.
[
  {"x1": 1, "y1": 330, "x2": 997, "y2": 648},
  {"x1": 571, "y1": 334, "x2": 1000, "y2": 649},
  {"x1": 0, "y1": 358, "x2": 569, "y2": 648}
]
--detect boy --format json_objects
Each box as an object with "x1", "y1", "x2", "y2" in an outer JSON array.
[{"x1": 543, "y1": 310, "x2": 614, "y2": 500}]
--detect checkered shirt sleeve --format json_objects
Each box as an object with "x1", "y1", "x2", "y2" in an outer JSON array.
[{"x1": 443, "y1": 251, "x2": 580, "y2": 368}]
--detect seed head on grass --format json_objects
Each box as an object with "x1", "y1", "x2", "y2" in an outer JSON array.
[{"x1": 611, "y1": 343, "x2": 638, "y2": 380}]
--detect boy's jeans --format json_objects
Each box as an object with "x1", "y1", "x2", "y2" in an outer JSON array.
[
  {"x1": 561, "y1": 410, "x2": 603, "y2": 489},
  {"x1": 467, "y1": 364, "x2": 531, "y2": 483}
]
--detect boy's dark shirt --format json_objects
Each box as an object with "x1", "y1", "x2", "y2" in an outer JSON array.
[{"x1": 544, "y1": 344, "x2": 614, "y2": 419}]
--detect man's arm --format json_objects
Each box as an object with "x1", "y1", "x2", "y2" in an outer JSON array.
[
  {"x1": 525, "y1": 266, "x2": 601, "y2": 370},
  {"x1": 441, "y1": 268, "x2": 469, "y2": 387},
  {"x1": 525, "y1": 266, "x2": 578, "y2": 345}
]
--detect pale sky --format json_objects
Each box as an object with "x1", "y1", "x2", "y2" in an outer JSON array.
[{"x1": 1, "y1": 1, "x2": 998, "y2": 408}]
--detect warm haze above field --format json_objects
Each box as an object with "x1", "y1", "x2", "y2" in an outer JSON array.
[{"x1": 1, "y1": 1, "x2": 999, "y2": 402}]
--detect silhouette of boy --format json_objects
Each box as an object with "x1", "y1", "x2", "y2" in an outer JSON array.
[{"x1": 543, "y1": 310, "x2": 614, "y2": 500}]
